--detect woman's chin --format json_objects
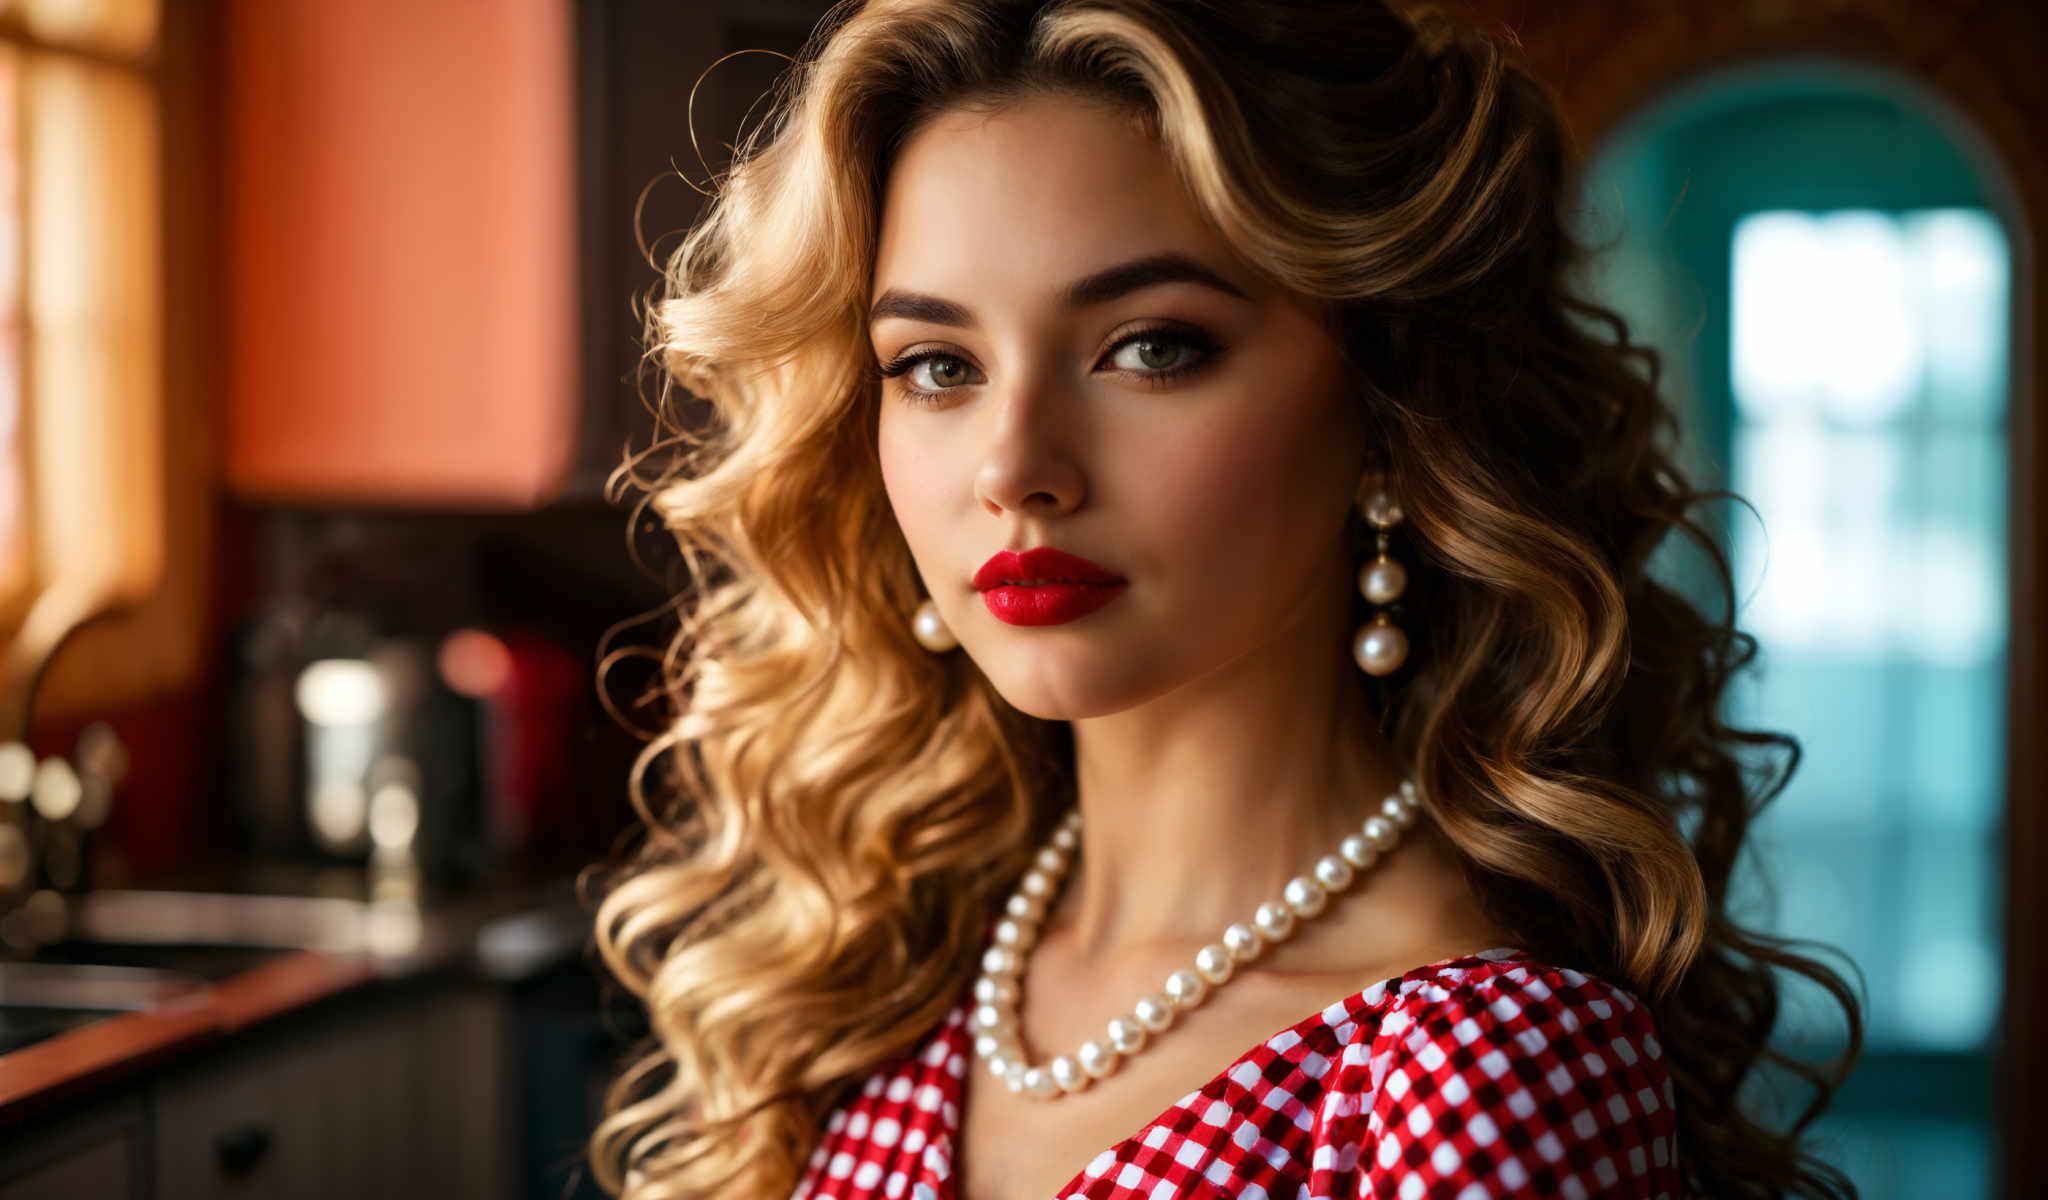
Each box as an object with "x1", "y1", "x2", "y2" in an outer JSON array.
[{"x1": 980, "y1": 662, "x2": 1174, "y2": 724}]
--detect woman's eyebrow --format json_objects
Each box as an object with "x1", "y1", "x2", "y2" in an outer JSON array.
[{"x1": 868, "y1": 251, "x2": 1253, "y2": 329}]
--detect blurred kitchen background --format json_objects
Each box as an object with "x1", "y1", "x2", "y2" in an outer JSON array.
[{"x1": 0, "y1": 1, "x2": 2039, "y2": 1198}]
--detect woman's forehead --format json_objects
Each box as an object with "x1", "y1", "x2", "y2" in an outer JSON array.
[{"x1": 871, "y1": 97, "x2": 1249, "y2": 317}]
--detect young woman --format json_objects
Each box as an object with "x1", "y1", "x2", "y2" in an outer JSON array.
[{"x1": 587, "y1": 1, "x2": 1864, "y2": 1197}]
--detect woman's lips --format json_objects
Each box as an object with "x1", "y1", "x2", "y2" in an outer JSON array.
[
  {"x1": 981, "y1": 581, "x2": 1126, "y2": 626},
  {"x1": 974, "y1": 545, "x2": 1127, "y2": 626}
]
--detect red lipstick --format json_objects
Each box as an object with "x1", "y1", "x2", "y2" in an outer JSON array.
[{"x1": 974, "y1": 546, "x2": 1127, "y2": 626}]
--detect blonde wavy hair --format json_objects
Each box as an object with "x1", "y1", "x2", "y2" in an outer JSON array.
[{"x1": 584, "y1": 1, "x2": 1866, "y2": 1196}]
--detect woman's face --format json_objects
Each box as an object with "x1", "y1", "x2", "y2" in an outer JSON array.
[{"x1": 872, "y1": 91, "x2": 1370, "y2": 720}]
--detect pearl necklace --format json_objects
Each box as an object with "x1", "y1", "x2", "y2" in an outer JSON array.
[{"x1": 969, "y1": 778, "x2": 1424, "y2": 1100}]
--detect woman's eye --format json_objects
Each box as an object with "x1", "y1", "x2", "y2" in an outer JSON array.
[
  {"x1": 1107, "y1": 334, "x2": 1196, "y2": 373},
  {"x1": 909, "y1": 355, "x2": 973, "y2": 392},
  {"x1": 1099, "y1": 327, "x2": 1223, "y2": 383},
  {"x1": 871, "y1": 324, "x2": 1223, "y2": 407}
]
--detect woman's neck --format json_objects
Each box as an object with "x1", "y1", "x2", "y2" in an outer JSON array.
[{"x1": 1045, "y1": 629, "x2": 1407, "y2": 962}]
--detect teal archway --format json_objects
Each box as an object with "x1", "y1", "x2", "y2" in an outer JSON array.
[{"x1": 1580, "y1": 56, "x2": 2020, "y2": 1200}]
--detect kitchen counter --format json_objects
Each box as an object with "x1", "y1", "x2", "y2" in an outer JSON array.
[{"x1": 0, "y1": 854, "x2": 599, "y2": 1127}]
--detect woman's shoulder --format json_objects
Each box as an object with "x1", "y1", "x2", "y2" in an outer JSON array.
[
  {"x1": 1352, "y1": 945, "x2": 1663, "y2": 1042},
  {"x1": 1310, "y1": 946, "x2": 1685, "y2": 1197}
]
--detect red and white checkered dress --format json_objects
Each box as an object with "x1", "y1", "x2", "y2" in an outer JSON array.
[{"x1": 792, "y1": 946, "x2": 1684, "y2": 1199}]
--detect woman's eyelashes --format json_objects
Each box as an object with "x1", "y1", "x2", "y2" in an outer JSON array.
[{"x1": 869, "y1": 324, "x2": 1227, "y2": 407}]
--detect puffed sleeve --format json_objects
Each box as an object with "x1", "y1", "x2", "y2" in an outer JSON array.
[{"x1": 1309, "y1": 960, "x2": 1684, "y2": 1199}]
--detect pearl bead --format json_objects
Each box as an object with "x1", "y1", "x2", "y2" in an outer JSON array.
[
  {"x1": 1133, "y1": 995, "x2": 1175, "y2": 1033},
  {"x1": 981, "y1": 946, "x2": 1019, "y2": 976},
  {"x1": 1164, "y1": 968, "x2": 1208, "y2": 1010},
  {"x1": 1023, "y1": 1066, "x2": 1058, "y2": 1097},
  {"x1": 1005, "y1": 892, "x2": 1045, "y2": 923},
  {"x1": 974, "y1": 1033, "x2": 1003, "y2": 1059},
  {"x1": 1050, "y1": 1055, "x2": 1087, "y2": 1093},
  {"x1": 1253, "y1": 900, "x2": 1296, "y2": 942},
  {"x1": 1362, "y1": 815, "x2": 1398, "y2": 851},
  {"x1": 1077, "y1": 1040, "x2": 1117, "y2": 1079},
  {"x1": 1283, "y1": 875, "x2": 1327, "y2": 918},
  {"x1": 1358, "y1": 555, "x2": 1407, "y2": 605},
  {"x1": 1382, "y1": 792, "x2": 1416, "y2": 830},
  {"x1": 1035, "y1": 845, "x2": 1067, "y2": 874},
  {"x1": 1400, "y1": 778, "x2": 1417, "y2": 801},
  {"x1": 971, "y1": 1003, "x2": 1009, "y2": 1033},
  {"x1": 1020, "y1": 869, "x2": 1053, "y2": 899},
  {"x1": 1195, "y1": 942, "x2": 1236, "y2": 984},
  {"x1": 1051, "y1": 824, "x2": 1079, "y2": 852},
  {"x1": 1313, "y1": 854, "x2": 1355, "y2": 893},
  {"x1": 912, "y1": 601, "x2": 957, "y2": 651},
  {"x1": 993, "y1": 918, "x2": 1028, "y2": 947},
  {"x1": 974, "y1": 976, "x2": 1018, "y2": 1006},
  {"x1": 1363, "y1": 487, "x2": 1404, "y2": 529},
  {"x1": 1106, "y1": 1016, "x2": 1148, "y2": 1054},
  {"x1": 1339, "y1": 834, "x2": 1379, "y2": 870},
  {"x1": 1353, "y1": 618, "x2": 1408, "y2": 676},
  {"x1": 1223, "y1": 922, "x2": 1264, "y2": 963},
  {"x1": 987, "y1": 1052, "x2": 1015, "y2": 1080}
]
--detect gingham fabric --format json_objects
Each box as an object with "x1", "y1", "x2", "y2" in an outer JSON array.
[{"x1": 792, "y1": 947, "x2": 1684, "y2": 1199}]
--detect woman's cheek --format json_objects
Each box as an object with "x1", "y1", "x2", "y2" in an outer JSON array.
[
  {"x1": 879, "y1": 432, "x2": 960, "y2": 588},
  {"x1": 1160, "y1": 419, "x2": 1292, "y2": 536},
  {"x1": 876, "y1": 422, "x2": 922, "y2": 516}
]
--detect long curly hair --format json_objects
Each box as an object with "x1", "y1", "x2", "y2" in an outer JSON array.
[{"x1": 584, "y1": 1, "x2": 1866, "y2": 1196}]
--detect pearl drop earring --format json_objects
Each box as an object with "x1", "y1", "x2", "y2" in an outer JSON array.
[
  {"x1": 913, "y1": 597, "x2": 957, "y2": 652},
  {"x1": 1352, "y1": 475, "x2": 1409, "y2": 676}
]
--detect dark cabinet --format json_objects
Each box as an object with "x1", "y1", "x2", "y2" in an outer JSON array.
[
  {"x1": 0, "y1": 982, "x2": 509, "y2": 1200},
  {"x1": 0, "y1": 1093, "x2": 145, "y2": 1200},
  {"x1": 150, "y1": 984, "x2": 510, "y2": 1199},
  {"x1": 570, "y1": 0, "x2": 838, "y2": 497}
]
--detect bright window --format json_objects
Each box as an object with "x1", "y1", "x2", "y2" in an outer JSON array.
[
  {"x1": 1726, "y1": 207, "x2": 2009, "y2": 1053},
  {"x1": 0, "y1": 0, "x2": 163, "y2": 673}
]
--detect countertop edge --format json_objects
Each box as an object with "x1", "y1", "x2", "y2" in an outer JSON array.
[{"x1": 0, "y1": 871, "x2": 595, "y2": 1129}]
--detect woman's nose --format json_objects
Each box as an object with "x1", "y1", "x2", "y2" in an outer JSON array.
[{"x1": 972, "y1": 372, "x2": 1087, "y2": 521}]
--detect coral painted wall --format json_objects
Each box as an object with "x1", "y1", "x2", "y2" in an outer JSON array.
[{"x1": 219, "y1": 0, "x2": 578, "y2": 507}]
